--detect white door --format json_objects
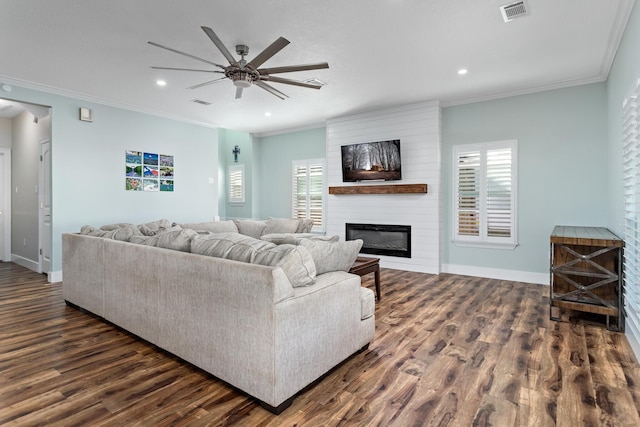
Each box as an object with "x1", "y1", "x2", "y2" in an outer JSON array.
[
  {"x1": 39, "y1": 139, "x2": 51, "y2": 274},
  {"x1": 0, "y1": 148, "x2": 10, "y2": 262}
]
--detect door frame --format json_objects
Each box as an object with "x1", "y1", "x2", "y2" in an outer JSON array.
[
  {"x1": 0, "y1": 148, "x2": 10, "y2": 262},
  {"x1": 38, "y1": 138, "x2": 51, "y2": 274}
]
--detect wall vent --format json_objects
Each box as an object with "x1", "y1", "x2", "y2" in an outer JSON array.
[
  {"x1": 500, "y1": 1, "x2": 529, "y2": 22},
  {"x1": 191, "y1": 99, "x2": 211, "y2": 105}
]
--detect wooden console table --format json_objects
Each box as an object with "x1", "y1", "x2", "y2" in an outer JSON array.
[
  {"x1": 549, "y1": 226, "x2": 624, "y2": 331},
  {"x1": 350, "y1": 256, "x2": 381, "y2": 300}
]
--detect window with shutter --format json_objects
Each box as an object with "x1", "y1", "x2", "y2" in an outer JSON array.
[
  {"x1": 453, "y1": 140, "x2": 517, "y2": 249},
  {"x1": 292, "y1": 159, "x2": 325, "y2": 232},
  {"x1": 228, "y1": 164, "x2": 244, "y2": 204},
  {"x1": 623, "y1": 79, "x2": 640, "y2": 334}
]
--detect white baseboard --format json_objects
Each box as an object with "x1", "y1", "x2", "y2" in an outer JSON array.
[
  {"x1": 49, "y1": 270, "x2": 63, "y2": 283},
  {"x1": 12, "y1": 254, "x2": 39, "y2": 273},
  {"x1": 440, "y1": 263, "x2": 549, "y2": 285}
]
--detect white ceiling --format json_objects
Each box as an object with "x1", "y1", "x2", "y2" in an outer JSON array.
[{"x1": 0, "y1": 0, "x2": 634, "y2": 134}]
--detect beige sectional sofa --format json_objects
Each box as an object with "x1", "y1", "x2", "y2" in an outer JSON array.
[{"x1": 61, "y1": 218, "x2": 375, "y2": 414}]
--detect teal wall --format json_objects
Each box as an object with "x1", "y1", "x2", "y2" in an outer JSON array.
[
  {"x1": 218, "y1": 128, "x2": 255, "y2": 219},
  {"x1": 441, "y1": 83, "x2": 608, "y2": 275},
  {"x1": 2, "y1": 84, "x2": 219, "y2": 273},
  {"x1": 256, "y1": 127, "x2": 326, "y2": 218}
]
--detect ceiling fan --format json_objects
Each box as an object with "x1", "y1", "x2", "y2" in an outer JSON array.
[{"x1": 148, "y1": 26, "x2": 329, "y2": 100}]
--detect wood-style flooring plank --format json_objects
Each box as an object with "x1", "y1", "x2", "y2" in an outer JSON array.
[{"x1": 1, "y1": 263, "x2": 640, "y2": 426}]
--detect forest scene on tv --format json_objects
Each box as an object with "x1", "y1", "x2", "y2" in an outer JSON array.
[{"x1": 341, "y1": 139, "x2": 401, "y2": 182}]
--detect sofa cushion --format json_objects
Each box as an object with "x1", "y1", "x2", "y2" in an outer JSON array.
[
  {"x1": 99, "y1": 222, "x2": 135, "y2": 231},
  {"x1": 138, "y1": 219, "x2": 172, "y2": 236},
  {"x1": 234, "y1": 219, "x2": 268, "y2": 239},
  {"x1": 261, "y1": 233, "x2": 339, "y2": 245},
  {"x1": 253, "y1": 244, "x2": 316, "y2": 287},
  {"x1": 155, "y1": 228, "x2": 198, "y2": 252},
  {"x1": 295, "y1": 219, "x2": 314, "y2": 233},
  {"x1": 299, "y1": 239, "x2": 363, "y2": 275},
  {"x1": 191, "y1": 232, "x2": 275, "y2": 263},
  {"x1": 360, "y1": 287, "x2": 375, "y2": 320},
  {"x1": 178, "y1": 220, "x2": 239, "y2": 234},
  {"x1": 264, "y1": 217, "x2": 299, "y2": 235},
  {"x1": 83, "y1": 225, "x2": 142, "y2": 241}
]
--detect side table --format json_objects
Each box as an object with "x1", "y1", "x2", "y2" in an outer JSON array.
[{"x1": 349, "y1": 256, "x2": 381, "y2": 301}]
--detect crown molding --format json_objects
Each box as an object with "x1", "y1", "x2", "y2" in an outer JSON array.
[
  {"x1": 440, "y1": 75, "x2": 607, "y2": 108},
  {"x1": 0, "y1": 75, "x2": 219, "y2": 129}
]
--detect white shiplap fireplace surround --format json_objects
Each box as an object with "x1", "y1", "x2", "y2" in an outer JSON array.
[{"x1": 326, "y1": 101, "x2": 441, "y2": 273}]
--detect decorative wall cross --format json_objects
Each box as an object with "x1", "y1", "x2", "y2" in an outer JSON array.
[{"x1": 232, "y1": 145, "x2": 241, "y2": 162}]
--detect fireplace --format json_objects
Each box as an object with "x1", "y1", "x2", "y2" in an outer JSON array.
[{"x1": 346, "y1": 223, "x2": 411, "y2": 258}]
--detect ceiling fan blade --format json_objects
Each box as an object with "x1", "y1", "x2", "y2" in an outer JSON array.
[
  {"x1": 246, "y1": 37, "x2": 290, "y2": 70},
  {"x1": 151, "y1": 66, "x2": 224, "y2": 74},
  {"x1": 261, "y1": 75, "x2": 322, "y2": 89},
  {"x1": 201, "y1": 26, "x2": 237, "y2": 64},
  {"x1": 148, "y1": 41, "x2": 226, "y2": 69},
  {"x1": 235, "y1": 87, "x2": 243, "y2": 99},
  {"x1": 255, "y1": 81, "x2": 289, "y2": 100},
  {"x1": 187, "y1": 77, "x2": 228, "y2": 90},
  {"x1": 258, "y1": 62, "x2": 329, "y2": 75}
]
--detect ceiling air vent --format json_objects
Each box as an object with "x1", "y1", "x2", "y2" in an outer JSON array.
[
  {"x1": 500, "y1": 1, "x2": 529, "y2": 22},
  {"x1": 191, "y1": 99, "x2": 211, "y2": 105}
]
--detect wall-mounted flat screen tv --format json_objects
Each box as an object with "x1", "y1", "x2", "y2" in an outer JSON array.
[{"x1": 341, "y1": 139, "x2": 401, "y2": 182}]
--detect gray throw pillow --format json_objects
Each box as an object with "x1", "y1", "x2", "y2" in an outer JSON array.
[
  {"x1": 138, "y1": 219, "x2": 172, "y2": 236},
  {"x1": 264, "y1": 217, "x2": 299, "y2": 235},
  {"x1": 99, "y1": 222, "x2": 135, "y2": 231},
  {"x1": 253, "y1": 244, "x2": 316, "y2": 287},
  {"x1": 191, "y1": 232, "x2": 275, "y2": 262},
  {"x1": 295, "y1": 219, "x2": 314, "y2": 233},
  {"x1": 234, "y1": 219, "x2": 267, "y2": 239},
  {"x1": 299, "y1": 239, "x2": 363, "y2": 275},
  {"x1": 155, "y1": 228, "x2": 198, "y2": 252}
]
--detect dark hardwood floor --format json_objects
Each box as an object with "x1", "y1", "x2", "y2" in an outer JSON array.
[{"x1": 1, "y1": 262, "x2": 639, "y2": 426}]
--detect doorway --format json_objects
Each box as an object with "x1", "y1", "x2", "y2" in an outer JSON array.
[{"x1": 0, "y1": 98, "x2": 52, "y2": 276}]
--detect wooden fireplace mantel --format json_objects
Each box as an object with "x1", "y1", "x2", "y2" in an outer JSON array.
[{"x1": 328, "y1": 183, "x2": 428, "y2": 195}]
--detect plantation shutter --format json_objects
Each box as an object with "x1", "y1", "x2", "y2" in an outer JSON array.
[
  {"x1": 453, "y1": 141, "x2": 517, "y2": 249},
  {"x1": 623, "y1": 80, "x2": 640, "y2": 333},
  {"x1": 228, "y1": 164, "x2": 244, "y2": 203},
  {"x1": 292, "y1": 159, "x2": 325, "y2": 231},
  {"x1": 456, "y1": 151, "x2": 481, "y2": 236},
  {"x1": 486, "y1": 148, "x2": 513, "y2": 238}
]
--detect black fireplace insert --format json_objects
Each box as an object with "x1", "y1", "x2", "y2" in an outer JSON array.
[{"x1": 345, "y1": 223, "x2": 411, "y2": 258}]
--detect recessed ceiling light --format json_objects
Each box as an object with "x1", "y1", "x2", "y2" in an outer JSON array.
[
  {"x1": 265, "y1": 112, "x2": 272, "y2": 117},
  {"x1": 458, "y1": 69, "x2": 468, "y2": 76},
  {"x1": 156, "y1": 80, "x2": 167, "y2": 86}
]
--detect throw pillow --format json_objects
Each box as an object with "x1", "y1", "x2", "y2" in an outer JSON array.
[
  {"x1": 99, "y1": 222, "x2": 135, "y2": 231},
  {"x1": 155, "y1": 228, "x2": 198, "y2": 252},
  {"x1": 264, "y1": 217, "x2": 299, "y2": 235},
  {"x1": 233, "y1": 219, "x2": 268, "y2": 239},
  {"x1": 138, "y1": 219, "x2": 172, "y2": 236},
  {"x1": 112, "y1": 225, "x2": 143, "y2": 241},
  {"x1": 253, "y1": 244, "x2": 316, "y2": 287},
  {"x1": 80, "y1": 225, "x2": 97, "y2": 235},
  {"x1": 191, "y1": 232, "x2": 275, "y2": 262},
  {"x1": 299, "y1": 239, "x2": 363, "y2": 275},
  {"x1": 295, "y1": 219, "x2": 315, "y2": 233}
]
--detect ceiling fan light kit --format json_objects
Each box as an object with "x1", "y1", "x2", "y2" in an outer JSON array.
[{"x1": 149, "y1": 26, "x2": 329, "y2": 100}]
